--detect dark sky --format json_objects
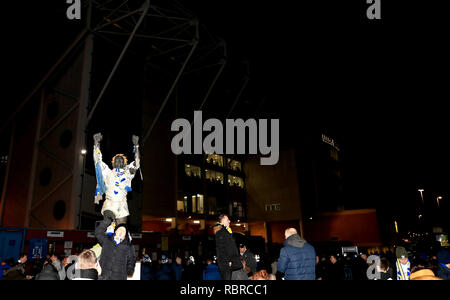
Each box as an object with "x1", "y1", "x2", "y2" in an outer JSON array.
[
  {"x1": 2, "y1": 0, "x2": 449, "y2": 232},
  {"x1": 182, "y1": 0, "x2": 450, "y2": 229}
]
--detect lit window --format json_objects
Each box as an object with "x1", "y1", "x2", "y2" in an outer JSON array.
[
  {"x1": 205, "y1": 169, "x2": 224, "y2": 184},
  {"x1": 228, "y1": 175, "x2": 244, "y2": 188},
  {"x1": 227, "y1": 158, "x2": 242, "y2": 171},
  {"x1": 183, "y1": 196, "x2": 188, "y2": 212},
  {"x1": 206, "y1": 154, "x2": 224, "y2": 167},
  {"x1": 265, "y1": 204, "x2": 280, "y2": 211},
  {"x1": 185, "y1": 164, "x2": 201, "y2": 178},
  {"x1": 189, "y1": 194, "x2": 204, "y2": 214},
  {"x1": 177, "y1": 200, "x2": 185, "y2": 212},
  {"x1": 197, "y1": 194, "x2": 204, "y2": 214},
  {"x1": 192, "y1": 195, "x2": 197, "y2": 213}
]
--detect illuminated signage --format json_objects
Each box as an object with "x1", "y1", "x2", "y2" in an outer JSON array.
[{"x1": 322, "y1": 134, "x2": 340, "y2": 151}]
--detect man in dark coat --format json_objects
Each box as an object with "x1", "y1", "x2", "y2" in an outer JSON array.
[
  {"x1": 239, "y1": 243, "x2": 257, "y2": 275},
  {"x1": 277, "y1": 228, "x2": 316, "y2": 280},
  {"x1": 215, "y1": 214, "x2": 243, "y2": 280},
  {"x1": 95, "y1": 216, "x2": 136, "y2": 280}
]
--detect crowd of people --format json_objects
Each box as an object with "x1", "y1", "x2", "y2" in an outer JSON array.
[
  {"x1": 1, "y1": 213, "x2": 449, "y2": 280},
  {"x1": 313, "y1": 246, "x2": 450, "y2": 280}
]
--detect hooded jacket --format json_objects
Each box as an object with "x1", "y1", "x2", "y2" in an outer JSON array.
[
  {"x1": 277, "y1": 234, "x2": 316, "y2": 280},
  {"x1": 95, "y1": 218, "x2": 136, "y2": 280}
]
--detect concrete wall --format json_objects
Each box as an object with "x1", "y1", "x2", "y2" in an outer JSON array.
[
  {"x1": 303, "y1": 209, "x2": 383, "y2": 247},
  {"x1": 245, "y1": 149, "x2": 303, "y2": 223}
]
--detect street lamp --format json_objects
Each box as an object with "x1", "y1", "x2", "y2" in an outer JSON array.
[
  {"x1": 418, "y1": 189, "x2": 424, "y2": 205},
  {"x1": 437, "y1": 196, "x2": 442, "y2": 208},
  {"x1": 78, "y1": 148, "x2": 87, "y2": 230}
]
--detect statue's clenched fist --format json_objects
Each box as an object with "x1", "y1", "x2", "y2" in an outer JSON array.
[
  {"x1": 132, "y1": 135, "x2": 139, "y2": 146},
  {"x1": 93, "y1": 133, "x2": 103, "y2": 145}
]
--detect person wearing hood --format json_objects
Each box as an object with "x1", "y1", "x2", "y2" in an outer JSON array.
[
  {"x1": 395, "y1": 246, "x2": 411, "y2": 280},
  {"x1": 435, "y1": 249, "x2": 450, "y2": 280},
  {"x1": 95, "y1": 216, "x2": 136, "y2": 280},
  {"x1": 239, "y1": 243, "x2": 257, "y2": 276},
  {"x1": 276, "y1": 228, "x2": 316, "y2": 280}
]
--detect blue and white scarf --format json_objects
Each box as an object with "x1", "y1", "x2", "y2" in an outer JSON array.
[
  {"x1": 396, "y1": 259, "x2": 410, "y2": 280},
  {"x1": 94, "y1": 160, "x2": 107, "y2": 202}
]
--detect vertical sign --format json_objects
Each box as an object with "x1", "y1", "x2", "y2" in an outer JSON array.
[{"x1": 28, "y1": 238, "x2": 48, "y2": 260}]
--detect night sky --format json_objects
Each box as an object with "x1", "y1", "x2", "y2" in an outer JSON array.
[{"x1": 2, "y1": 0, "x2": 449, "y2": 233}]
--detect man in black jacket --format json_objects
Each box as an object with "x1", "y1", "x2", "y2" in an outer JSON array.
[
  {"x1": 215, "y1": 214, "x2": 242, "y2": 280},
  {"x1": 95, "y1": 216, "x2": 136, "y2": 280},
  {"x1": 239, "y1": 243, "x2": 257, "y2": 275}
]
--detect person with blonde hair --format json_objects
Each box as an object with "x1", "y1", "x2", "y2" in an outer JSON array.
[{"x1": 72, "y1": 249, "x2": 102, "y2": 280}]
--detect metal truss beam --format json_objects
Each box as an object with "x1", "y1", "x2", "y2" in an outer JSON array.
[
  {"x1": 86, "y1": 0, "x2": 150, "y2": 125},
  {"x1": 142, "y1": 30, "x2": 199, "y2": 145}
]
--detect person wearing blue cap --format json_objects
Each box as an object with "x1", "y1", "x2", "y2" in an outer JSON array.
[{"x1": 436, "y1": 249, "x2": 450, "y2": 280}]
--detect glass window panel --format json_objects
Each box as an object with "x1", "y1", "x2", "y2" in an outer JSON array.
[
  {"x1": 185, "y1": 164, "x2": 201, "y2": 178},
  {"x1": 192, "y1": 195, "x2": 197, "y2": 213},
  {"x1": 206, "y1": 154, "x2": 224, "y2": 167},
  {"x1": 177, "y1": 200, "x2": 184, "y2": 212},
  {"x1": 197, "y1": 194, "x2": 204, "y2": 214}
]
